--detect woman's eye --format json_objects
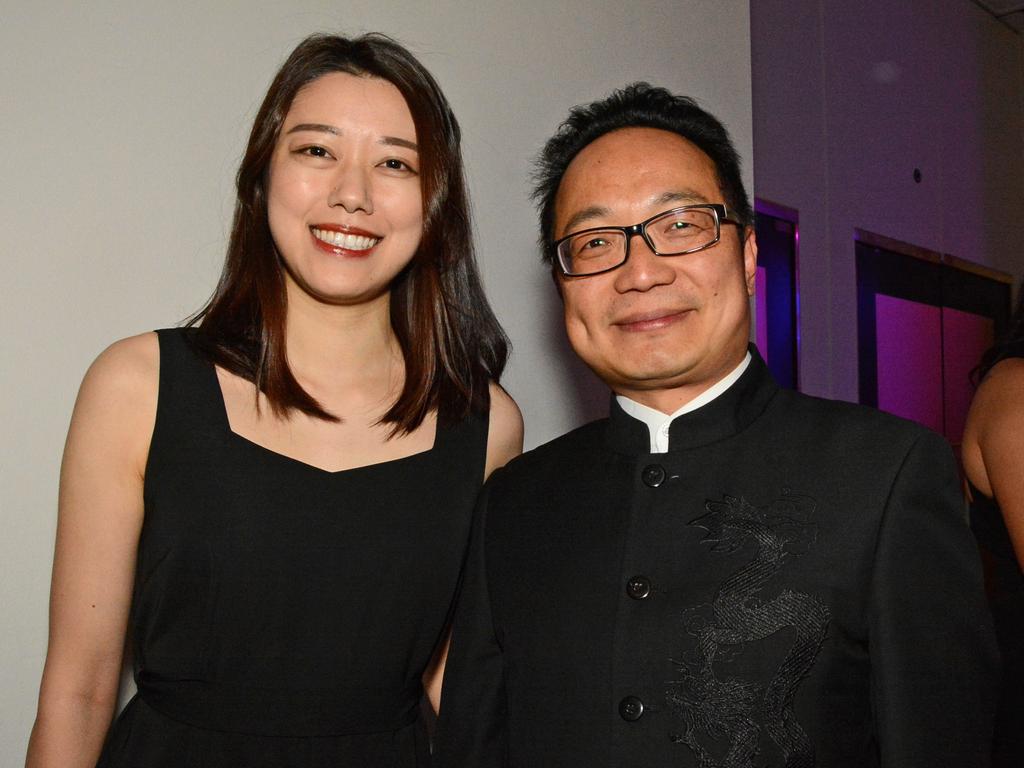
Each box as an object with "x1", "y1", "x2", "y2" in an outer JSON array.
[
  {"x1": 297, "y1": 145, "x2": 331, "y2": 159},
  {"x1": 381, "y1": 158, "x2": 418, "y2": 174}
]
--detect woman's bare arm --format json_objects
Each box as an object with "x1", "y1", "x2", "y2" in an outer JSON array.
[{"x1": 25, "y1": 333, "x2": 158, "y2": 768}]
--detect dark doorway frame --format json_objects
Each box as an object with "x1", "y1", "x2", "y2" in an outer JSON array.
[
  {"x1": 855, "y1": 228, "x2": 1013, "y2": 442},
  {"x1": 754, "y1": 198, "x2": 801, "y2": 390}
]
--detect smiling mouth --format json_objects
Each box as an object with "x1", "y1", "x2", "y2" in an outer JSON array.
[
  {"x1": 613, "y1": 309, "x2": 692, "y2": 332},
  {"x1": 311, "y1": 227, "x2": 381, "y2": 252}
]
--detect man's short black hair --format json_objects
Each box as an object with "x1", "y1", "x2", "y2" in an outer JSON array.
[{"x1": 532, "y1": 82, "x2": 753, "y2": 267}]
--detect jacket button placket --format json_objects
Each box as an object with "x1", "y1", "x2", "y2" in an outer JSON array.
[{"x1": 612, "y1": 462, "x2": 666, "y2": 744}]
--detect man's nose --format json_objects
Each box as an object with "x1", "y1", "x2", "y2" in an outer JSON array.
[{"x1": 613, "y1": 232, "x2": 676, "y2": 292}]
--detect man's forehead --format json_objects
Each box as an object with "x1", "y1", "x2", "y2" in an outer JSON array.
[
  {"x1": 571, "y1": 126, "x2": 711, "y2": 168},
  {"x1": 553, "y1": 128, "x2": 721, "y2": 232}
]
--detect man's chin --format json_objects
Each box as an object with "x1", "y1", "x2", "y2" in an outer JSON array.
[{"x1": 600, "y1": 363, "x2": 701, "y2": 394}]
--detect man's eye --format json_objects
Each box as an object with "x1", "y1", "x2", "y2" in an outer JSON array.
[
  {"x1": 668, "y1": 220, "x2": 693, "y2": 230},
  {"x1": 573, "y1": 237, "x2": 613, "y2": 260}
]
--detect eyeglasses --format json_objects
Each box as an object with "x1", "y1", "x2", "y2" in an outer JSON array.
[{"x1": 553, "y1": 203, "x2": 740, "y2": 277}]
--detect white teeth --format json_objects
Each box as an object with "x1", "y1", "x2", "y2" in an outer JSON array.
[{"x1": 311, "y1": 228, "x2": 378, "y2": 251}]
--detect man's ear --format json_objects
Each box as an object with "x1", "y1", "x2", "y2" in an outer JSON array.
[
  {"x1": 743, "y1": 226, "x2": 758, "y2": 297},
  {"x1": 550, "y1": 266, "x2": 565, "y2": 302}
]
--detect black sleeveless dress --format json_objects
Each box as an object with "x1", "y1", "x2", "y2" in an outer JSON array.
[
  {"x1": 968, "y1": 342, "x2": 1024, "y2": 767},
  {"x1": 97, "y1": 328, "x2": 489, "y2": 766}
]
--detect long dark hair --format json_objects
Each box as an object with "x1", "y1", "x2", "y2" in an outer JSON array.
[
  {"x1": 974, "y1": 279, "x2": 1024, "y2": 383},
  {"x1": 190, "y1": 33, "x2": 508, "y2": 431}
]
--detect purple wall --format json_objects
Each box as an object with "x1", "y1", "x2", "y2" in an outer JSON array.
[
  {"x1": 874, "y1": 295, "x2": 944, "y2": 433},
  {"x1": 751, "y1": 0, "x2": 1024, "y2": 403},
  {"x1": 872, "y1": 296, "x2": 993, "y2": 444},
  {"x1": 942, "y1": 307, "x2": 994, "y2": 443}
]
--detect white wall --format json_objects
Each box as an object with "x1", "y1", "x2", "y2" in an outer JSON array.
[
  {"x1": 0, "y1": 0, "x2": 753, "y2": 756},
  {"x1": 751, "y1": 0, "x2": 1024, "y2": 401}
]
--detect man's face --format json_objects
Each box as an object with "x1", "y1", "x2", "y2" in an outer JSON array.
[{"x1": 553, "y1": 127, "x2": 757, "y2": 409}]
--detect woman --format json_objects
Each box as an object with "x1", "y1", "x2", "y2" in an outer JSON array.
[
  {"x1": 962, "y1": 282, "x2": 1024, "y2": 767},
  {"x1": 26, "y1": 33, "x2": 522, "y2": 767}
]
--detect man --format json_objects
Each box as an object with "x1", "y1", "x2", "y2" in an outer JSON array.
[{"x1": 435, "y1": 84, "x2": 997, "y2": 767}]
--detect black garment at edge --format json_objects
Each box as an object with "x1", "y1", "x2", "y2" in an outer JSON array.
[
  {"x1": 97, "y1": 328, "x2": 488, "y2": 767},
  {"x1": 435, "y1": 347, "x2": 998, "y2": 768}
]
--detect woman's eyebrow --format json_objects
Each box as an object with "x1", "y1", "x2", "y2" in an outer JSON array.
[
  {"x1": 381, "y1": 136, "x2": 418, "y2": 152},
  {"x1": 284, "y1": 124, "x2": 417, "y2": 152},
  {"x1": 286, "y1": 122, "x2": 339, "y2": 135}
]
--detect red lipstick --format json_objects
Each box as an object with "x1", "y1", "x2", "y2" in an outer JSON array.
[{"x1": 309, "y1": 224, "x2": 381, "y2": 257}]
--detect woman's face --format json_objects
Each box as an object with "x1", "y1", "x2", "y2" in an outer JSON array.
[{"x1": 267, "y1": 72, "x2": 424, "y2": 306}]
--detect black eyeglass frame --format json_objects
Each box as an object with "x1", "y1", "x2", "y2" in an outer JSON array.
[{"x1": 553, "y1": 203, "x2": 741, "y2": 277}]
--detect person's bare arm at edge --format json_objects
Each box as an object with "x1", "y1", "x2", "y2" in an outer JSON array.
[
  {"x1": 964, "y1": 357, "x2": 1024, "y2": 569},
  {"x1": 422, "y1": 382, "x2": 523, "y2": 713},
  {"x1": 25, "y1": 333, "x2": 158, "y2": 768}
]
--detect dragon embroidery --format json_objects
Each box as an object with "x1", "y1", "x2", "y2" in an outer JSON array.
[{"x1": 666, "y1": 490, "x2": 831, "y2": 768}]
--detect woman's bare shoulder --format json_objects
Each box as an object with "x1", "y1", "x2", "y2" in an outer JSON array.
[
  {"x1": 85, "y1": 331, "x2": 159, "y2": 383},
  {"x1": 71, "y1": 332, "x2": 160, "y2": 456},
  {"x1": 485, "y1": 381, "x2": 524, "y2": 477},
  {"x1": 965, "y1": 356, "x2": 1024, "y2": 483},
  {"x1": 971, "y1": 357, "x2": 1024, "y2": 425},
  {"x1": 982, "y1": 356, "x2": 1024, "y2": 393}
]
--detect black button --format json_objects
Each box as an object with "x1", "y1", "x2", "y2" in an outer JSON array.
[
  {"x1": 619, "y1": 695, "x2": 644, "y2": 721},
  {"x1": 641, "y1": 464, "x2": 666, "y2": 487},
  {"x1": 626, "y1": 575, "x2": 651, "y2": 600}
]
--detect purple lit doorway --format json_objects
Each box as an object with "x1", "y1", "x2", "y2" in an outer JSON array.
[
  {"x1": 754, "y1": 199, "x2": 799, "y2": 389},
  {"x1": 855, "y1": 230, "x2": 1013, "y2": 450}
]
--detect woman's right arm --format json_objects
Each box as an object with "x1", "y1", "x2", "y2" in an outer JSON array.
[{"x1": 25, "y1": 333, "x2": 159, "y2": 768}]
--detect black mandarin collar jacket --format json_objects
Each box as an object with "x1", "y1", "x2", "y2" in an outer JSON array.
[{"x1": 436, "y1": 348, "x2": 998, "y2": 768}]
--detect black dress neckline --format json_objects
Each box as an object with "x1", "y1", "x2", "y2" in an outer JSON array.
[{"x1": 202, "y1": 357, "x2": 442, "y2": 477}]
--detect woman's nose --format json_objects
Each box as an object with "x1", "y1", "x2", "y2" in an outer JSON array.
[{"x1": 327, "y1": 164, "x2": 373, "y2": 214}]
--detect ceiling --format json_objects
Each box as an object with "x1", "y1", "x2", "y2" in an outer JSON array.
[{"x1": 973, "y1": 0, "x2": 1024, "y2": 32}]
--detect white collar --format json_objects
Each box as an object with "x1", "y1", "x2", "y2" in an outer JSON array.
[{"x1": 615, "y1": 352, "x2": 752, "y2": 453}]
